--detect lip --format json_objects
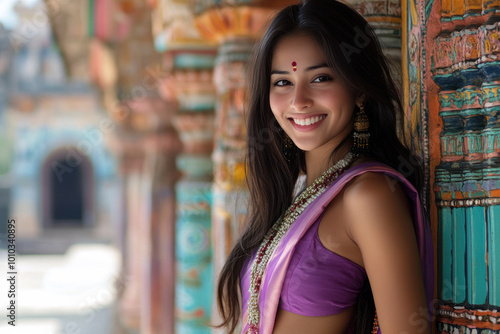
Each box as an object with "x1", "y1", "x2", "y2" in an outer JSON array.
[{"x1": 288, "y1": 114, "x2": 326, "y2": 132}]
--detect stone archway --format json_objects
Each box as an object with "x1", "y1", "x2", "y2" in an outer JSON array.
[{"x1": 41, "y1": 148, "x2": 94, "y2": 228}]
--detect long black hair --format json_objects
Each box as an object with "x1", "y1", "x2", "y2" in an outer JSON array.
[{"x1": 216, "y1": 1, "x2": 423, "y2": 332}]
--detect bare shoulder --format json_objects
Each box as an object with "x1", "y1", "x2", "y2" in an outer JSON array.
[
  {"x1": 338, "y1": 170, "x2": 415, "y2": 243},
  {"x1": 342, "y1": 171, "x2": 410, "y2": 217}
]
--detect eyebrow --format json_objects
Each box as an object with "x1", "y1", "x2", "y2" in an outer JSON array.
[{"x1": 270, "y1": 63, "x2": 329, "y2": 75}]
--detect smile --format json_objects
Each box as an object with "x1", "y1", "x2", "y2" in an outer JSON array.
[{"x1": 291, "y1": 115, "x2": 326, "y2": 126}]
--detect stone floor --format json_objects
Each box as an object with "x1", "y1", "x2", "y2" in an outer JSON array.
[{"x1": 0, "y1": 244, "x2": 121, "y2": 334}]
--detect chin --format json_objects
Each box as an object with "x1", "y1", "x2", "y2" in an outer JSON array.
[{"x1": 294, "y1": 144, "x2": 315, "y2": 152}]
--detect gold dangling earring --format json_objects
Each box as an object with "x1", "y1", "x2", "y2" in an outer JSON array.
[{"x1": 352, "y1": 102, "x2": 370, "y2": 154}]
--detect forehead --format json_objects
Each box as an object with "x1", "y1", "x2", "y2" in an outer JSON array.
[{"x1": 271, "y1": 34, "x2": 326, "y2": 68}]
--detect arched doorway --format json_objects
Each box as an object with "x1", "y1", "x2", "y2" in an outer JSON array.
[
  {"x1": 42, "y1": 148, "x2": 94, "y2": 228},
  {"x1": 51, "y1": 157, "x2": 83, "y2": 222}
]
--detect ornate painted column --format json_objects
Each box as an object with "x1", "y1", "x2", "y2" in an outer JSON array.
[
  {"x1": 194, "y1": 6, "x2": 276, "y2": 327},
  {"x1": 348, "y1": 0, "x2": 403, "y2": 65},
  {"x1": 404, "y1": 0, "x2": 500, "y2": 331},
  {"x1": 99, "y1": 2, "x2": 188, "y2": 332},
  {"x1": 144, "y1": 129, "x2": 181, "y2": 334},
  {"x1": 109, "y1": 134, "x2": 147, "y2": 331},
  {"x1": 165, "y1": 60, "x2": 217, "y2": 333},
  {"x1": 121, "y1": 98, "x2": 181, "y2": 334},
  {"x1": 49, "y1": 0, "x2": 183, "y2": 332},
  {"x1": 106, "y1": 100, "x2": 180, "y2": 334},
  {"x1": 88, "y1": 1, "x2": 181, "y2": 333},
  {"x1": 152, "y1": 1, "x2": 217, "y2": 332},
  {"x1": 433, "y1": 23, "x2": 500, "y2": 331}
]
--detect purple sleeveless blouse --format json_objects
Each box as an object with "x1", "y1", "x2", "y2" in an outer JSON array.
[{"x1": 279, "y1": 214, "x2": 367, "y2": 316}]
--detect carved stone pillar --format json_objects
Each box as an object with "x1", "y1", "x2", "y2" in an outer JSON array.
[
  {"x1": 88, "y1": 2, "x2": 173, "y2": 332},
  {"x1": 174, "y1": 149, "x2": 214, "y2": 334},
  {"x1": 49, "y1": 0, "x2": 181, "y2": 332},
  {"x1": 432, "y1": 20, "x2": 500, "y2": 330},
  {"x1": 108, "y1": 96, "x2": 180, "y2": 334},
  {"x1": 347, "y1": 0, "x2": 403, "y2": 65},
  {"x1": 152, "y1": 1, "x2": 218, "y2": 332},
  {"x1": 111, "y1": 135, "x2": 148, "y2": 331},
  {"x1": 194, "y1": 6, "x2": 279, "y2": 331},
  {"x1": 212, "y1": 36, "x2": 254, "y2": 288},
  {"x1": 163, "y1": 53, "x2": 217, "y2": 333},
  {"x1": 144, "y1": 130, "x2": 181, "y2": 334},
  {"x1": 404, "y1": 0, "x2": 500, "y2": 331}
]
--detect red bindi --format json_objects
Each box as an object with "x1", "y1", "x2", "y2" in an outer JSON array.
[{"x1": 292, "y1": 61, "x2": 297, "y2": 71}]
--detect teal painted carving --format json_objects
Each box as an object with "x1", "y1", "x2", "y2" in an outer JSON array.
[
  {"x1": 452, "y1": 207, "x2": 466, "y2": 304},
  {"x1": 176, "y1": 181, "x2": 213, "y2": 334},
  {"x1": 438, "y1": 207, "x2": 453, "y2": 301},
  {"x1": 466, "y1": 206, "x2": 487, "y2": 305},
  {"x1": 489, "y1": 205, "x2": 500, "y2": 306}
]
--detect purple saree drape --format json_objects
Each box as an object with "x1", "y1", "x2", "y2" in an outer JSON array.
[{"x1": 240, "y1": 162, "x2": 434, "y2": 334}]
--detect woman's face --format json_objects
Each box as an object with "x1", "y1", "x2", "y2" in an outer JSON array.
[{"x1": 269, "y1": 34, "x2": 359, "y2": 154}]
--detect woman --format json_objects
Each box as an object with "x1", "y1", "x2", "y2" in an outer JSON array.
[{"x1": 216, "y1": 1, "x2": 434, "y2": 333}]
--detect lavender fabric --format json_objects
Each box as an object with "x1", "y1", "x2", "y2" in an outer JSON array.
[
  {"x1": 279, "y1": 215, "x2": 367, "y2": 316},
  {"x1": 240, "y1": 163, "x2": 434, "y2": 334}
]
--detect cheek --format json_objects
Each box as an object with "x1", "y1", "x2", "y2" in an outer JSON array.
[
  {"x1": 323, "y1": 92, "x2": 356, "y2": 113},
  {"x1": 269, "y1": 94, "x2": 277, "y2": 113},
  {"x1": 269, "y1": 98, "x2": 288, "y2": 130},
  {"x1": 269, "y1": 93, "x2": 285, "y2": 115}
]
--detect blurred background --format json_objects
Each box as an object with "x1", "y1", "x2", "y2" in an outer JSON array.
[
  {"x1": 0, "y1": 0, "x2": 123, "y2": 333},
  {"x1": 0, "y1": 0, "x2": 276, "y2": 333},
  {"x1": 0, "y1": 0, "x2": 499, "y2": 333}
]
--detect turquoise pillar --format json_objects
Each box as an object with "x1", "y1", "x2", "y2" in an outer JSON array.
[
  {"x1": 176, "y1": 161, "x2": 213, "y2": 333},
  {"x1": 434, "y1": 55, "x2": 500, "y2": 331},
  {"x1": 166, "y1": 50, "x2": 217, "y2": 333}
]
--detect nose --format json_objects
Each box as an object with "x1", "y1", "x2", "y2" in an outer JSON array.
[{"x1": 291, "y1": 84, "x2": 312, "y2": 111}]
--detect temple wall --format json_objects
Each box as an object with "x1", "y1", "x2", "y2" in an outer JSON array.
[{"x1": 405, "y1": 0, "x2": 500, "y2": 330}]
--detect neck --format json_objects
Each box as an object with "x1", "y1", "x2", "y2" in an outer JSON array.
[{"x1": 305, "y1": 144, "x2": 352, "y2": 187}]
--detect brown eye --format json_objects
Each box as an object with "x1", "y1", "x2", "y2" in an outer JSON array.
[
  {"x1": 313, "y1": 75, "x2": 332, "y2": 83},
  {"x1": 273, "y1": 79, "x2": 292, "y2": 87}
]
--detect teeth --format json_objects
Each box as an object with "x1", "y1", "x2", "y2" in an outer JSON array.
[{"x1": 293, "y1": 115, "x2": 325, "y2": 126}]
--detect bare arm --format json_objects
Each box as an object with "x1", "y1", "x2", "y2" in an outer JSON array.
[{"x1": 343, "y1": 172, "x2": 430, "y2": 334}]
